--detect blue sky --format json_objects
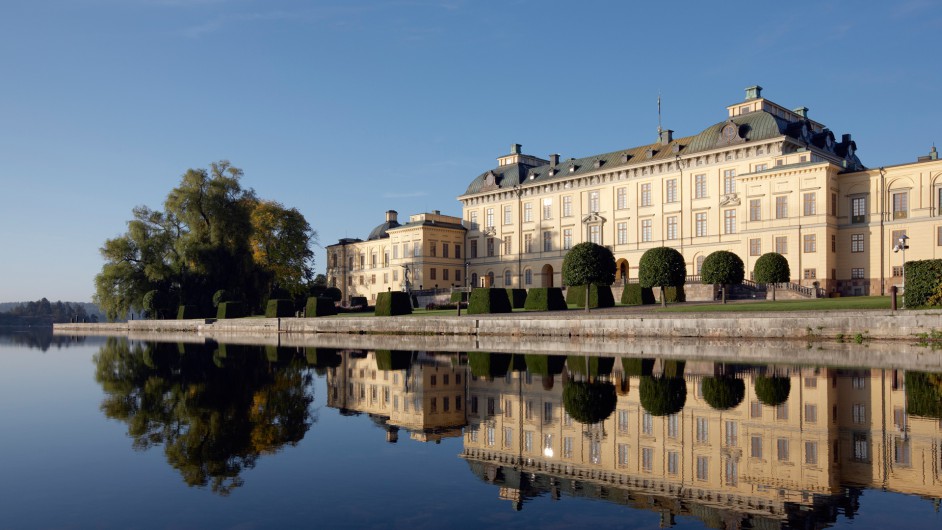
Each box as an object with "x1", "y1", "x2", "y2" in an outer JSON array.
[{"x1": 1, "y1": 0, "x2": 940, "y2": 302}]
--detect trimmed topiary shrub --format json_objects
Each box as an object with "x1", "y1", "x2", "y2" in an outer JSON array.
[
  {"x1": 563, "y1": 380, "x2": 617, "y2": 425},
  {"x1": 350, "y1": 296, "x2": 368, "y2": 307},
  {"x1": 375, "y1": 292, "x2": 413, "y2": 316},
  {"x1": 265, "y1": 299, "x2": 294, "y2": 318},
  {"x1": 754, "y1": 375, "x2": 791, "y2": 406},
  {"x1": 621, "y1": 284, "x2": 656, "y2": 305},
  {"x1": 567, "y1": 356, "x2": 616, "y2": 378},
  {"x1": 375, "y1": 349, "x2": 412, "y2": 371},
  {"x1": 566, "y1": 284, "x2": 616, "y2": 308},
  {"x1": 176, "y1": 305, "x2": 199, "y2": 319},
  {"x1": 661, "y1": 285, "x2": 686, "y2": 303},
  {"x1": 468, "y1": 288, "x2": 512, "y2": 314},
  {"x1": 304, "y1": 347, "x2": 342, "y2": 373},
  {"x1": 622, "y1": 358, "x2": 655, "y2": 376},
  {"x1": 212, "y1": 289, "x2": 230, "y2": 308},
  {"x1": 561, "y1": 242, "x2": 617, "y2": 311},
  {"x1": 639, "y1": 376, "x2": 687, "y2": 416},
  {"x1": 754, "y1": 252, "x2": 790, "y2": 301},
  {"x1": 468, "y1": 352, "x2": 512, "y2": 379},
  {"x1": 216, "y1": 301, "x2": 244, "y2": 319},
  {"x1": 523, "y1": 288, "x2": 568, "y2": 311},
  {"x1": 450, "y1": 290, "x2": 469, "y2": 303},
  {"x1": 662, "y1": 360, "x2": 685, "y2": 378},
  {"x1": 638, "y1": 246, "x2": 686, "y2": 306},
  {"x1": 702, "y1": 376, "x2": 746, "y2": 410},
  {"x1": 701, "y1": 251, "x2": 746, "y2": 286},
  {"x1": 525, "y1": 355, "x2": 566, "y2": 376},
  {"x1": 323, "y1": 287, "x2": 342, "y2": 302},
  {"x1": 506, "y1": 288, "x2": 528, "y2": 309},
  {"x1": 905, "y1": 259, "x2": 942, "y2": 307},
  {"x1": 305, "y1": 296, "x2": 337, "y2": 317}
]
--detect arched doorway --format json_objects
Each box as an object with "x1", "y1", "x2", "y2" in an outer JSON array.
[
  {"x1": 615, "y1": 258, "x2": 629, "y2": 284},
  {"x1": 485, "y1": 271, "x2": 494, "y2": 287},
  {"x1": 541, "y1": 264, "x2": 554, "y2": 287}
]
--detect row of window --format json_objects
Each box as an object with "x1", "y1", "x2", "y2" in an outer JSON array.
[{"x1": 346, "y1": 268, "x2": 463, "y2": 286}]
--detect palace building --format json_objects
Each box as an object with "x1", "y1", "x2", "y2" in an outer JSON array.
[
  {"x1": 458, "y1": 86, "x2": 942, "y2": 297},
  {"x1": 326, "y1": 210, "x2": 467, "y2": 305}
]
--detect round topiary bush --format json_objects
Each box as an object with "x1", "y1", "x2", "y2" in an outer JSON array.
[
  {"x1": 702, "y1": 376, "x2": 746, "y2": 410},
  {"x1": 639, "y1": 247, "x2": 686, "y2": 306},
  {"x1": 753, "y1": 252, "x2": 790, "y2": 284},
  {"x1": 561, "y1": 242, "x2": 616, "y2": 311},
  {"x1": 754, "y1": 375, "x2": 791, "y2": 406},
  {"x1": 639, "y1": 376, "x2": 687, "y2": 416},
  {"x1": 700, "y1": 251, "x2": 745, "y2": 286},
  {"x1": 562, "y1": 380, "x2": 617, "y2": 425}
]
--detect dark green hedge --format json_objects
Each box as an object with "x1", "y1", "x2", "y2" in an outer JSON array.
[
  {"x1": 905, "y1": 371, "x2": 942, "y2": 419},
  {"x1": 304, "y1": 347, "x2": 341, "y2": 368},
  {"x1": 265, "y1": 345, "x2": 293, "y2": 363},
  {"x1": 621, "y1": 284, "x2": 656, "y2": 305},
  {"x1": 657, "y1": 285, "x2": 686, "y2": 303},
  {"x1": 565, "y1": 284, "x2": 615, "y2": 308},
  {"x1": 506, "y1": 288, "x2": 528, "y2": 309},
  {"x1": 375, "y1": 349, "x2": 412, "y2": 371},
  {"x1": 563, "y1": 381, "x2": 617, "y2": 425},
  {"x1": 567, "y1": 356, "x2": 615, "y2": 377},
  {"x1": 468, "y1": 288, "x2": 512, "y2": 314},
  {"x1": 216, "y1": 301, "x2": 244, "y2": 319},
  {"x1": 450, "y1": 290, "x2": 469, "y2": 303},
  {"x1": 350, "y1": 296, "x2": 368, "y2": 307},
  {"x1": 176, "y1": 305, "x2": 199, "y2": 319},
  {"x1": 265, "y1": 299, "x2": 295, "y2": 318},
  {"x1": 523, "y1": 288, "x2": 567, "y2": 311},
  {"x1": 904, "y1": 259, "x2": 942, "y2": 307},
  {"x1": 622, "y1": 358, "x2": 655, "y2": 376},
  {"x1": 305, "y1": 297, "x2": 337, "y2": 317},
  {"x1": 754, "y1": 375, "x2": 791, "y2": 406},
  {"x1": 702, "y1": 376, "x2": 746, "y2": 410},
  {"x1": 468, "y1": 352, "x2": 512, "y2": 378},
  {"x1": 662, "y1": 360, "x2": 685, "y2": 378},
  {"x1": 375, "y1": 292, "x2": 413, "y2": 316},
  {"x1": 639, "y1": 376, "x2": 687, "y2": 416}
]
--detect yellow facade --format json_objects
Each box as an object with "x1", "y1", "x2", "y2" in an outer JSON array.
[
  {"x1": 326, "y1": 210, "x2": 467, "y2": 305},
  {"x1": 457, "y1": 86, "x2": 942, "y2": 295}
]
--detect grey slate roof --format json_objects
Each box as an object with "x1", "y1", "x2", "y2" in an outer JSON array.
[{"x1": 367, "y1": 220, "x2": 401, "y2": 240}]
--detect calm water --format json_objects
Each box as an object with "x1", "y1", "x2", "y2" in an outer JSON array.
[{"x1": 2, "y1": 330, "x2": 941, "y2": 529}]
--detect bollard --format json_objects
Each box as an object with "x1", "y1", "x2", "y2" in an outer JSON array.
[{"x1": 890, "y1": 285, "x2": 898, "y2": 311}]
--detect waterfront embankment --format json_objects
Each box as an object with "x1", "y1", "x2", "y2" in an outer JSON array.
[{"x1": 54, "y1": 308, "x2": 942, "y2": 342}]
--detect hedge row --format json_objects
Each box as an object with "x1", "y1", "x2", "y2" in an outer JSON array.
[
  {"x1": 506, "y1": 288, "x2": 528, "y2": 309},
  {"x1": 305, "y1": 296, "x2": 337, "y2": 317},
  {"x1": 565, "y1": 284, "x2": 615, "y2": 308},
  {"x1": 468, "y1": 288, "x2": 512, "y2": 314},
  {"x1": 523, "y1": 287, "x2": 567, "y2": 311},
  {"x1": 904, "y1": 259, "x2": 942, "y2": 307},
  {"x1": 176, "y1": 305, "x2": 199, "y2": 319},
  {"x1": 375, "y1": 292, "x2": 413, "y2": 316},
  {"x1": 621, "y1": 284, "x2": 656, "y2": 306},
  {"x1": 265, "y1": 299, "x2": 294, "y2": 318},
  {"x1": 216, "y1": 301, "x2": 244, "y2": 319}
]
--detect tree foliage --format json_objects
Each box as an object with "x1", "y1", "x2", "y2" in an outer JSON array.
[
  {"x1": 753, "y1": 252, "x2": 790, "y2": 284},
  {"x1": 562, "y1": 380, "x2": 617, "y2": 425},
  {"x1": 93, "y1": 162, "x2": 317, "y2": 320},
  {"x1": 700, "y1": 251, "x2": 745, "y2": 286},
  {"x1": 0, "y1": 298, "x2": 93, "y2": 324},
  {"x1": 701, "y1": 376, "x2": 746, "y2": 410},
  {"x1": 639, "y1": 375, "x2": 687, "y2": 416},
  {"x1": 638, "y1": 247, "x2": 686, "y2": 288},
  {"x1": 754, "y1": 375, "x2": 791, "y2": 406},
  {"x1": 561, "y1": 242, "x2": 616, "y2": 288}
]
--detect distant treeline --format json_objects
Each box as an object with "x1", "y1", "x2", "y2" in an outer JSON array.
[{"x1": 0, "y1": 298, "x2": 100, "y2": 325}]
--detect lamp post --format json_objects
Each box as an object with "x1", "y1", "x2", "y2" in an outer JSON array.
[{"x1": 893, "y1": 234, "x2": 909, "y2": 308}]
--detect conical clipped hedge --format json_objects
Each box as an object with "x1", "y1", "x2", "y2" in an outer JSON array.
[
  {"x1": 375, "y1": 349, "x2": 412, "y2": 371},
  {"x1": 468, "y1": 352, "x2": 512, "y2": 378},
  {"x1": 375, "y1": 292, "x2": 413, "y2": 316},
  {"x1": 216, "y1": 301, "x2": 244, "y2": 319},
  {"x1": 621, "y1": 284, "x2": 655, "y2": 305},
  {"x1": 265, "y1": 345, "x2": 294, "y2": 363},
  {"x1": 304, "y1": 347, "x2": 342, "y2": 368},
  {"x1": 523, "y1": 288, "x2": 567, "y2": 311},
  {"x1": 905, "y1": 371, "x2": 942, "y2": 419},
  {"x1": 662, "y1": 360, "x2": 686, "y2": 378},
  {"x1": 305, "y1": 296, "x2": 337, "y2": 317},
  {"x1": 754, "y1": 375, "x2": 791, "y2": 406},
  {"x1": 639, "y1": 376, "x2": 687, "y2": 416},
  {"x1": 265, "y1": 299, "x2": 295, "y2": 318},
  {"x1": 622, "y1": 358, "x2": 655, "y2": 376},
  {"x1": 562, "y1": 380, "x2": 617, "y2": 425},
  {"x1": 702, "y1": 376, "x2": 746, "y2": 410},
  {"x1": 567, "y1": 356, "x2": 615, "y2": 377},
  {"x1": 468, "y1": 288, "x2": 512, "y2": 314},
  {"x1": 505, "y1": 289, "x2": 528, "y2": 309},
  {"x1": 525, "y1": 355, "x2": 567, "y2": 376}
]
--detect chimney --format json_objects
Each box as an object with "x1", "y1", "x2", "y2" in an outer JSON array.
[
  {"x1": 386, "y1": 210, "x2": 398, "y2": 223},
  {"x1": 621, "y1": 153, "x2": 629, "y2": 163},
  {"x1": 511, "y1": 143, "x2": 522, "y2": 154},
  {"x1": 932, "y1": 145, "x2": 939, "y2": 161},
  {"x1": 745, "y1": 85, "x2": 763, "y2": 100},
  {"x1": 659, "y1": 129, "x2": 674, "y2": 145},
  {"x1": 842, "y1": 134, "x2": 852, "y2": 143},
  {"x1": 549, "y1": 153, "x2": 559, "y2": 167},
  {"x1": 432, "y1": 210, "x2": 440, "y2": 215},
  {"x1": 794, "y1": 107, "x2": 809, "y2": 119}
]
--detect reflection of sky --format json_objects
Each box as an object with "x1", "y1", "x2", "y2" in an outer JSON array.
[{"x1": 1, "y1": 341, "x2": 941, "y2": 529}]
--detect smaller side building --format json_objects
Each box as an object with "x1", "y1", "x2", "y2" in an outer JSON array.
[{"x1": 326, "y1": 210, "x2": 467, "y2": 306}]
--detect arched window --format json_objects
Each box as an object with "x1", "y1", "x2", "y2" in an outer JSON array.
[
  {"x1": 471, "y1": 273, "x2": 478, "y2": 287},
  {"x1": 696, "y1": 255, "x2": 705, "y2": 274},
  {"x1": 525, "y1": 269, "x2": 532, "y2": 285},
  {"x1": 504, "y1": 269, "x2": 512, "y2": 286}
]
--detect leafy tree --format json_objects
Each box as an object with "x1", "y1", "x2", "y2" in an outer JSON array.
[
  {"x1": 561, "y1": 242, "x2": 616, "y2": 312},
  {"x1": 638, "y1": 247, "x2": 686, "y2": 307},
  {"x1": 701, "y1": 251, "x2": 745, "y2": 304},
  {"x1": 94, "y1": 338, "x2": 314, "y2": 495},
  {"x1": 753, "y1": 252, "x2": 790, "y2": 301},
  {"x1": 94, "y1": 162, "x2": 316, "y2": 320}
]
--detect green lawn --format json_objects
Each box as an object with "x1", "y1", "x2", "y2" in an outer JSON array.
[{"x1": 655, "y1": 296, "x2": 892, "y2": 313}]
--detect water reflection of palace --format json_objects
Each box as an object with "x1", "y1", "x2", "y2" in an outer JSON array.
[
  {"x1": 324, "y1": 350, "x2": 468, "y2": 443},
  {"x1": 462, "y1": 357, "x2": 942, "y2": 528}
]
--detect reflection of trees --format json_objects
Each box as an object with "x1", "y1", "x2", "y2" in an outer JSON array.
[
  {"x1": 754, "y1": 375, "x2": 791, "y2": 407},
  {"x1": 702, "y1": 376, "x2": 745, "y2": 411},
  {"x1": 563, "y1": 381, "x2": 617, "y2": 425},
  {"x1": 906, "y1": 372, "x2": 942, "y2": 419},
  {"x1": 94, "y1": 338, "x2": 314, "y2": 495},
  {"x1": 639, "y1": 376, "x2": 687, "y2": 416},
  {"x1": 0, "y1": 328, "x2": 87, "y2": 351}
]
